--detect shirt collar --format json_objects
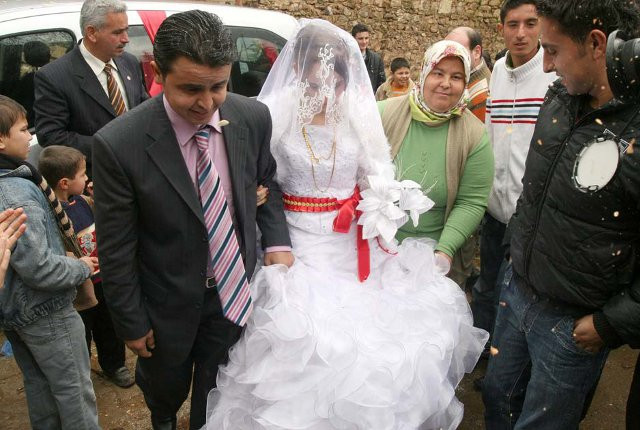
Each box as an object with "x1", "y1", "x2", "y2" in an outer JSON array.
[
  {"x1": 163, "y1": 95, "x2": 222, "y2": 147},
  {"x1": 471, "y1": 57, "x2": 485, "y2": 75},
  {"x1": 79, "y1": 40, "x2": 118, "y2": 77}
]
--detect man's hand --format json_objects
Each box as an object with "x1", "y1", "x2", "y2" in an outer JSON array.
[
  {"x1": 0, "y1": 208, "x2": 27, "y2": 287},
  {"x1": 573, "y1": 314, "x2": 605, "y2": 353},
  {"x1": 0, "y1": 208, "x2": 27, "y2": 249},
  {"x1": 0, "y1": 208, "x2": 27, "y2": 289},
  {"x1": 80, "y1": 256, "x2": 99, "y2": 274},
  {"x1": 264, "y1": 251, "x2": 294, "y2": 267},
  {"x1": 257, "y1": 185, "x2": 269, "y2": 207},
  {"x1": 125, "y1": 329, "x2": 156, "y2": 358}
]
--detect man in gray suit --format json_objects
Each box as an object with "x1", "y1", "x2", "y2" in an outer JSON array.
[
  {"x1": 34, "y1": 0, "x2": 149, "y2": 388},
  {"x1": 34, "y1": 0, "x2": 149, "y2": 177},
  {"x1": 92, "y1": 10, "x2": 293, "y2": 430}
]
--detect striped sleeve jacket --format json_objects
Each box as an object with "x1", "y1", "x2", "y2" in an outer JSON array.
[{"x1": 485, "y1": 47, "x2": 558, "y2": 224}]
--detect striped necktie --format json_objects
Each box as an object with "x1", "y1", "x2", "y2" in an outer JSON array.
[
  {"x1": 104, "y1": 64, "x2": 126, "y2": 116},
  {"x1": 194, "y1": 126, "x2": 253, "y2": 326}
]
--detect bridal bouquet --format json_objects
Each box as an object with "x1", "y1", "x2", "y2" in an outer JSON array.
[{"x1": 357, "y1": 175, "x2": 434, "y2": 246}]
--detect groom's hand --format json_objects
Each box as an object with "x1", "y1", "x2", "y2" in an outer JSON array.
[
  {"x1": 264, "y1": 251, "x2": 294, "y2": 267},
  {"x1": 125, "y1": 329, "x2": 156, "y2": 358}
]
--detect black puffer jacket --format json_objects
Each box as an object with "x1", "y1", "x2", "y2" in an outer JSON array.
[{"x1": 510, "y1": 82, "x2": 640, "y2": 348}]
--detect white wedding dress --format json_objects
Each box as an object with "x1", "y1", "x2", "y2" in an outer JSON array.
[{"x1": 205, "y1": 125, "x2": 488, "y2": 430}]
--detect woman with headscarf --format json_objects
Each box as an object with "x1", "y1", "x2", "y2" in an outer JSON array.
[
  {"x1": 378, "y1": 40, "x2": 494, "y2": 285},
  {"x1": 205, "y1": 20, "x2": 487, "y2": 430}
]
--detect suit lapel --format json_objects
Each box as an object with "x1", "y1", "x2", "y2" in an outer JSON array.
[
  {"x1": 71, "y1": 48, "x2": 116, "y2": 117},
  {"x1": 219, "y1": 100, "x2": 248, "y2": 226},
  {"x1": 114, "y1": 56, "x2": 137, "y2": 108},
  {"x1": 144, "y1": 97, "x2": 205, "y2": 225}
]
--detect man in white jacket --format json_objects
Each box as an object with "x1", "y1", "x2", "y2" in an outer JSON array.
[{"x1": 471, "y1": 0, "x2": 557, "y2": 358}]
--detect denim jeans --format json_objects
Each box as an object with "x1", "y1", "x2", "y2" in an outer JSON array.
[
  {"x1": 4, "y1": 303, "x2": 99, "y2": 430},
  {"x1": 471, "y1": 213, "x2": 507, "y2": 337},
  {"x1": 482, "y1": 266, "x2": 609, "y2": 430}
]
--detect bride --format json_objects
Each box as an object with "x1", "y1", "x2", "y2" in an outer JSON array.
[{"x1": 205, "y1": 19, "x2": 487, "y2": 430}]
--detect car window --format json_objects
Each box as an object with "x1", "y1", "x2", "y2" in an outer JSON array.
[
  {"x1": 0, "y1": 30, "x2": 75, "y2": 128},
  {"x1": 228, "y1": 27, "x2": 286, "y2": 97},
  {"x1": 125, "y1": 24, "x2": 286, "y2": 98}
]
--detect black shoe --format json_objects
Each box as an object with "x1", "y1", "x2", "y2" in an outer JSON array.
[
  {"x1": 151, "y1": 415, "x2": 177, "y2": 430},
  {"x1": 103, "y1": 366, "x2": 135, "y2": 388},
  {"x1": 473, "y1": 376, "x2": 484, "y2": 392}
]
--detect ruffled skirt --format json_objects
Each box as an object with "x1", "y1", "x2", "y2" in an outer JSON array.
[{"x1": 205, "y1": 224, "x2": 487, "y2": 429}]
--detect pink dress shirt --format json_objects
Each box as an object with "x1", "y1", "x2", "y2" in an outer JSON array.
[{"x1": 163, "y1": 96, "x2": 290, "y2": 267}]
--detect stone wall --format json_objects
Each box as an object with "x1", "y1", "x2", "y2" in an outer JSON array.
[{"x1": 230, "y1": 0, "x2": 505, "y2": 77}]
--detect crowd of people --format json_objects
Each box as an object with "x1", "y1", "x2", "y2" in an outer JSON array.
[{"x1": 1, "y1": 0, "x2": 640, "y2": 429}]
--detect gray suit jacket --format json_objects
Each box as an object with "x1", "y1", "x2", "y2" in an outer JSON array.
[
  {"x1": 92, "y1": 94, "x2": 291, "y2": 363},
  {"x1": 34, "y1": 46, "x2": 149, "y2": 174}
]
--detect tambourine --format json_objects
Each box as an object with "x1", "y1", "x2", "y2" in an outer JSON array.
[{"x1": 572, "y1": 129, "x2": 630, "y2": 193}]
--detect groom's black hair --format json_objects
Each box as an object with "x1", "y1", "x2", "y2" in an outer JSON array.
[{"x1": 153, "y1": 9, "x2": 237, "y2": 75}]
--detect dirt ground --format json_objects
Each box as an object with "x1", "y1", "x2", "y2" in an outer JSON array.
[{"x1": 0, "y1": 332, "x2": 637, "y2": 430}]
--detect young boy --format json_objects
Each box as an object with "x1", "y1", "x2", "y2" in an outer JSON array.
[
  {"x1": 39, "y1": 145, "x2": 134, "y2": 388},
  {"x1": 0, "y1": 95, "x2": 99, "y2": 428},
  {"x1": 375, "y1": 57, "x2": 415, "y2": 101}
]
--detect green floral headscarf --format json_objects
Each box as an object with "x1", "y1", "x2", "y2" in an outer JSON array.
[{"x1": 410, "y1": 40, "x2": 471, "y2": 125}]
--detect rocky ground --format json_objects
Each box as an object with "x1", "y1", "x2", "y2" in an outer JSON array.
[{"x1": 0, "y1": 332, "x2": 636, "y2": 429}]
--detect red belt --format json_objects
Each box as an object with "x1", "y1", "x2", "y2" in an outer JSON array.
[{"x1": 283, "y1": 187, "x2": 370, "y2": 282}]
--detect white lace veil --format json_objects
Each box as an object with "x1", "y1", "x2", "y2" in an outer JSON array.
[{"x1": 257, "y1": 18, "x2": 394, "y2": 181}]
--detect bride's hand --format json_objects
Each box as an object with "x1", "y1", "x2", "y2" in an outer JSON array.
[
  {"x1": 434, "y1": 251, "x2": 452, "y2": 275},
  {"x1": 264, "y1": 251, "x2": 294, "y2": 267},
  {"x1": 257, "y1": 185, "x2": 269, "y2": 207}
]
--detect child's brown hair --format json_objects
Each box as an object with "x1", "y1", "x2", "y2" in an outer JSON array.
[
  {"x1": 38, "y1": 145, "x2": 86, "y2": 188},
  {"x1": 0, "y1": 95, "x2": 27, "y2": 137}
]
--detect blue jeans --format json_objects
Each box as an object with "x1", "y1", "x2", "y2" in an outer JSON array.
[
  {"x1": 4, "y1": 304, "x2": 99, "y2": 430},
  {"x1": 471, "y1": 213, "x2": 507, "y2": 337},
  {"x1": 482, "y1": 267, "x2": 609, "y2": 430}
]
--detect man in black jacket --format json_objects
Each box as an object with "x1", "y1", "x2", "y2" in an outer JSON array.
[
  {"x1": 482, "y1": 1, "x2": 640, "y2": 429},
  {"x1": 351, "y1": 23, "x2": 386, "y2": 92}
]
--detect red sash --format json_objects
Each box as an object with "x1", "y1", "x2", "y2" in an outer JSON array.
[{"x1": 283, "y1": 187, "x2": 370, "y2": 282}]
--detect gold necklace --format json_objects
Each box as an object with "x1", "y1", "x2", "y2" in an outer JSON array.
[{"x1": 301, "y1": 125, "x2": 337, "y2": 192}]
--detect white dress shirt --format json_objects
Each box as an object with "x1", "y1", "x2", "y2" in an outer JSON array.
[{"x1": 79, "y1": 41, "x2": 130, "y2": 110}]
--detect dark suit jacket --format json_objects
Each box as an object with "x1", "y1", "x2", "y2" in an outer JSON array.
[
  {"x1": 365, "y1": 48, "x2": 386, "y2": 92},
  {"x1": 34, "y1": 46, "x2": 149, "y2": 174},
  {"x1": 92, "y1": 94, "x2": 291, "y2": 363}
]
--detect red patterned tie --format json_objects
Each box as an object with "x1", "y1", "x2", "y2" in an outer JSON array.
[
  {"x1": 194, "y1": 126, "x2": 252, "y2": 326},
  {"x1": 104, "y1": 64, "x2": 126, "y2": 116}
]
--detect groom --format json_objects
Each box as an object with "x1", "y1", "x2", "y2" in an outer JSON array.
[{"x1": 92, "y1": 10, "x2": 292, "y2": 430}]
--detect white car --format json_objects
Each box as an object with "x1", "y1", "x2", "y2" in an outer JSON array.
[{"x1": 0, "y1": 0, "x2": 298, "y2": 162}]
